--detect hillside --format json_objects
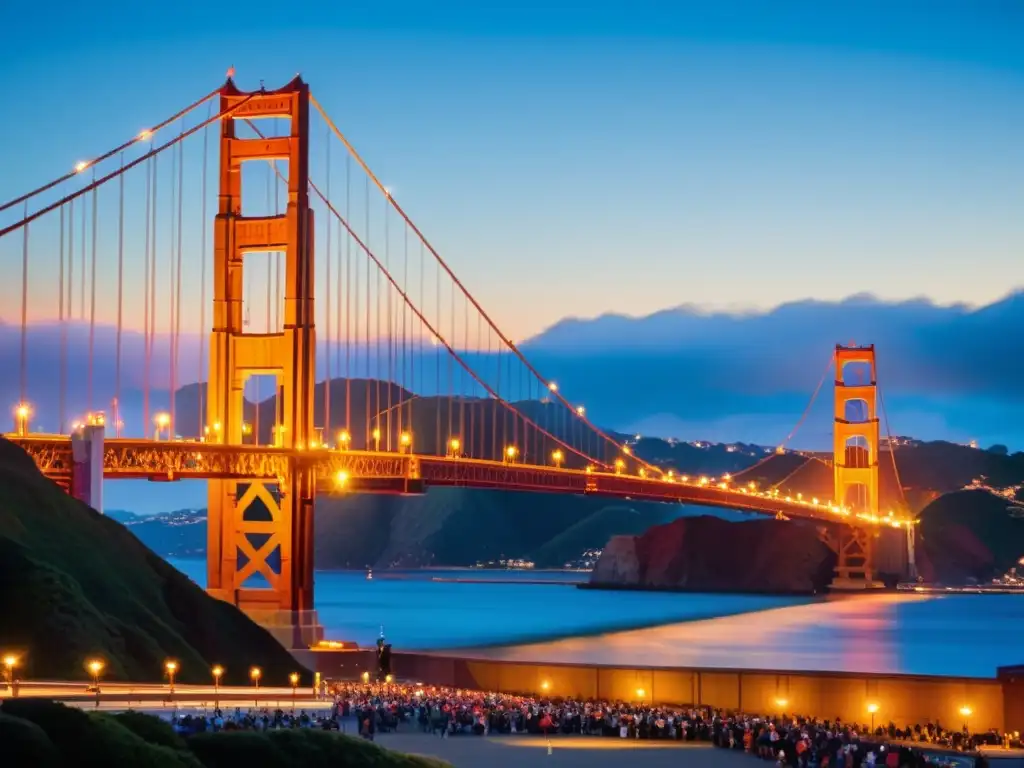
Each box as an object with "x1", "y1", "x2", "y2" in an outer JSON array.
[
  {"x1": 591, "y1": 515, "x2": 837, "y2": 594},
  {"x1": 173, "y1": 378, "x2": 769, "y2": 475},
  {"x1": 0, "y1": 437, "x2": 308, "y2": 685},
  {"x1": 915, "y1": 489, "x2": 1024, "y2": 583},
  {"x1": 735, "y1": 441, "x2": 1024, "y2": 513},
  {"x1": 0, "y1": 699, "x2": 448, "y2": 768}
]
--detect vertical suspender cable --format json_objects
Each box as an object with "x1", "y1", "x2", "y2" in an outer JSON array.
[
  {"x1": 173, "y1": 123, "x2": 185, "y2": 431},
  {"x1": 325, "y1": 127, "x2": 332, "y2": 437},
  {"x1": 435, "y1": 252, "x2": 441, "y2": 455},
  {"x1": 418, "y1": 240, "x2": 427, "y2": 454},
  {"x1": 142, "y1": 157, "x2": 152, "y2": 431},
  {"x1": 342, "y1": 151, "x2": 350, "y2": 434},
  {"x1": 373, "y1": 178, "x2": 382, "y2": 444},
  {"x1": 148, "y1": 152, "x2": 159, "y2": 431},
  {"x1": 385, "y1": 202, "x2": 393, "y2": 447},
  {"x1": 79, "y1": 191, "x2": 86, "y2": 321},
  {"x1": 199, "y1": 102, "x2": 211, "y2": 437},
  {"x1": 403, "y1": 222, "x2": 410, "y2": 442},
  {"x1": 461, "y1": 294, "x2": 467, "y2": 452},
  {"x1": 167, "y1": 140, "x2": 177, "y2": 430},
  {"x1": 115, "y1": 153, "x2": 125, "y2": 435},
  {"x1": 67, "y1": 196, "x2": 74, "y2": 345},
  {"x1": 58, "y1": 205, "x2": 66, "y2": 432},
  {"x1": 88, "y1": 170, "x2": 98, "y2": 412},
  {"x1": 365, "y1": 175, "x2": 371, "y2": 444},
  {"x1": 88, "y1": 170, "x2": 99, "y2": 410},
  {"x1": 448, "y1": 279, "x2": 454, "y2": 445},
  {"x1": 19, "y1": 202, "x2": 29, "y2": 409}
]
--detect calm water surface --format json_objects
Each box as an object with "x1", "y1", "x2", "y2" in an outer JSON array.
[{"x1": 168, "y1": 558, "x2": 1024, "y2": 679}]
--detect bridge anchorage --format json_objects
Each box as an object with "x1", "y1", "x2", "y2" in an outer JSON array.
[{"x1": 0, "y1": 76, "x2": 919, "y2": 648}]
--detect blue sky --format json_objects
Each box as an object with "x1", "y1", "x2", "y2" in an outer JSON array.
[
  {"x1": 3, "y1": 1, "x2": 1024, "y2": 514},
  {"x1": 2, "y1": 1, "x2": 1024, "y2": 341}
]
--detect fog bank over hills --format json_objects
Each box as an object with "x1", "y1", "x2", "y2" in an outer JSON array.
[
  {"x1": 2, "y1": 291, "x2": 1023, "y2": 454},
  {"x1": 519, "y1": 291, "x2": 1024, "y2": 449}
]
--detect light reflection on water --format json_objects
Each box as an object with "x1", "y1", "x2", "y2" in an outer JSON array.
[{"x1": 168, "y1": 559, "x2": 1024, "y2": 678}]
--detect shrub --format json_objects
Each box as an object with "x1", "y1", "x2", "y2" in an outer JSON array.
[
  {"x1": 113, "y1": 709, "x2": 187, "y2": 750},
  {"x1": 185, "y1": 730, "x2": 293, "y2": 768},
  {"x1": 0, "y1": 711, "x2": 62, "y2": 767}
]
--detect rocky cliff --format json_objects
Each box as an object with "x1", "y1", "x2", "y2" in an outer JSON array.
[{"x1": 590, "y1": 515, "x2": 837, "y2": 594}]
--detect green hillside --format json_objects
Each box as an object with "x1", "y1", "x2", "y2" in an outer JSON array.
[
  {"x1": 527, "y1": 503, "x2": 678, "y2": 566},
  {"x1": 916, "y1": 489, "x2": 1024, "y2": 582},
  {"x1": 313, "y1": 487, "x2": 689, "y2": 568},
  {"x1": 0, "y1": 699, "x2": 449, "y2": 768},
  {"x1": 0, "y1": 438, "x2": 308, "y2": 685}
]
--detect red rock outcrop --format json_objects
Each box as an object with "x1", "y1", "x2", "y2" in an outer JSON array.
[{"x1": 590, "y1": 515, "x2": 837, "y2": 594}]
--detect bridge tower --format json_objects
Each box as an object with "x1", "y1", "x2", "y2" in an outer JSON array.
[
  {"x1": 205, "y1": 76, "x2": 322, "y2": 646},
  {"x1": 829, "y1": 344, "x2": 883, "y2": 589}
]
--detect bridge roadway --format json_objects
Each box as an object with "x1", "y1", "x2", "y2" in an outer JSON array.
[{"x1": 5, "y1": 434, "x2": 903, "y2": 529}]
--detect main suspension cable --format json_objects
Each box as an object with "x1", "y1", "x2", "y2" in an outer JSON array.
[
  {"x1": 312, "y1": 182, "x2": 610, "y2": 469},
  {"x1": 0, "y1": 86, "x2": 221, "y2": 214},
  {"x1": 0, "y1": 93, "x2": 257, "y2": 240},
  {"x1": 312, "y1": 95, "x2": 654, "y2": 473}
]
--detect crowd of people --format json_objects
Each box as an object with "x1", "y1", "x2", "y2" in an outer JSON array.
[
  {"x1": 326, "y1": 681, "x2": 1018, "y2": 764},
  {"x1": 169, "y1": 707, "x2": 342, "y2": 735},
  {"x1": 156, "y1": 680, "x2": 1020, "y2": 768}
]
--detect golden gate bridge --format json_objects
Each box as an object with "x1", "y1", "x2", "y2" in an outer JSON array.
[{"x1": 0, "y1": 76, "x2": 911, "y2": 646}]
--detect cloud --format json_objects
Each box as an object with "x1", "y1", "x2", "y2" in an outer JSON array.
[{"x1": 518, "y1": 291, "x2": 1024, "y2": 448}]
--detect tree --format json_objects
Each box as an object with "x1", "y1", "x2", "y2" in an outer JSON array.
[{"x1": 988, "y1": 444, "x2": 1009, "y2": 456}]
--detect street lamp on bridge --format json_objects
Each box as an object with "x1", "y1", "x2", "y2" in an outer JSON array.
[
  {"x1": 447, "y1": 437, "x2": 461, "y2": 458},
  {"x1": 371, "y1": 427, "x2": 381, "y2": 451},
  {"x1": 3, "y1": 654, "x2": 19, "y2": 691},
  {"x1": 154, "y1": 412, "x2": 170, "y2": 440},
  {"x1": 13, "y1": 403, "x2": 30, "y2": 436},
  {"x1": 337, "y1": 430, "x2": 351, "y2": 450},
  {"x1": 290, "y1": 672, "x2": 299, "y2": 713},
  {"x1": 399, "y1": 431, "x2": 412, "y2": 453},
  {"x1": 551, "y1": 449, "x2": 564, "y2": 468},
  {"x1": 504, "y1": 445, "x2": 518, "y2": 464}
]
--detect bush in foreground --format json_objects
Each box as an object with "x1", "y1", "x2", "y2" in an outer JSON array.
[{"x1": 0, "y1": 699, "x2": 451, "y2": 768}]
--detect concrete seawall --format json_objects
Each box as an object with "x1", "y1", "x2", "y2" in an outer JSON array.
[{"x1": 313, "y1": 649, "x2": 1015, "y2": 732}]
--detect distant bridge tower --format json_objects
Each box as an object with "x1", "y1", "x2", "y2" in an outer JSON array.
[
  {"x1": 828, "y1": 343, "x2": 882, "y2": 589},
  {"x1": 205, "y1": 76, "x2": 322, "y2": 646}
]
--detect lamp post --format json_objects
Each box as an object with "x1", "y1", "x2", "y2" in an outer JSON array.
[
  {"x1": 290, "y1": 673, "x2": 299, "y2": 714},
  {"x1": 3, "y1": 654, "x2": 18, "y2": 693},
  {"x1": 87, "y1": 659, "x2": 104, "y2": 706},
  {"x1": 212, "y1": 665, "x2": 223, "y2": 710},
  {"x1": 14, "y1": 403, "x2": 30, "y2": 435},
  {"x1": 960, "y1": 706, "x2": 972, "y2": 732},
  {"x1": 399, "y1": 431, "x2": 412, "y2": 454},
  {"x1": 371, "y1": 427, "x2": 381, "y2": 451},
  {"x1": 337, "y1": 430, "x2": 351, "y2": 450},
  {"x1": 154, "y1": 412, "x2": 170, "y2": 440},
  {"x1": 867, "y1": 703, "x2": 879, "y2": 732},
  {"x1": 505, "y1": 445, "x2": 518, "y2": 464},
  {"x1": 164, "y1": 660, "x2": 178, "y2": 698},
  {"x1": 551, "y1": 449, "x2": 564, "y2": 468},
  {"x1": 250, "y1": 667, "x2": 261, "y2": 707}
]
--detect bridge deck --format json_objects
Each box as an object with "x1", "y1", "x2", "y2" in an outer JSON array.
[{"x1": 3, "y1": 435, "x2": 904, "y2": 529}]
